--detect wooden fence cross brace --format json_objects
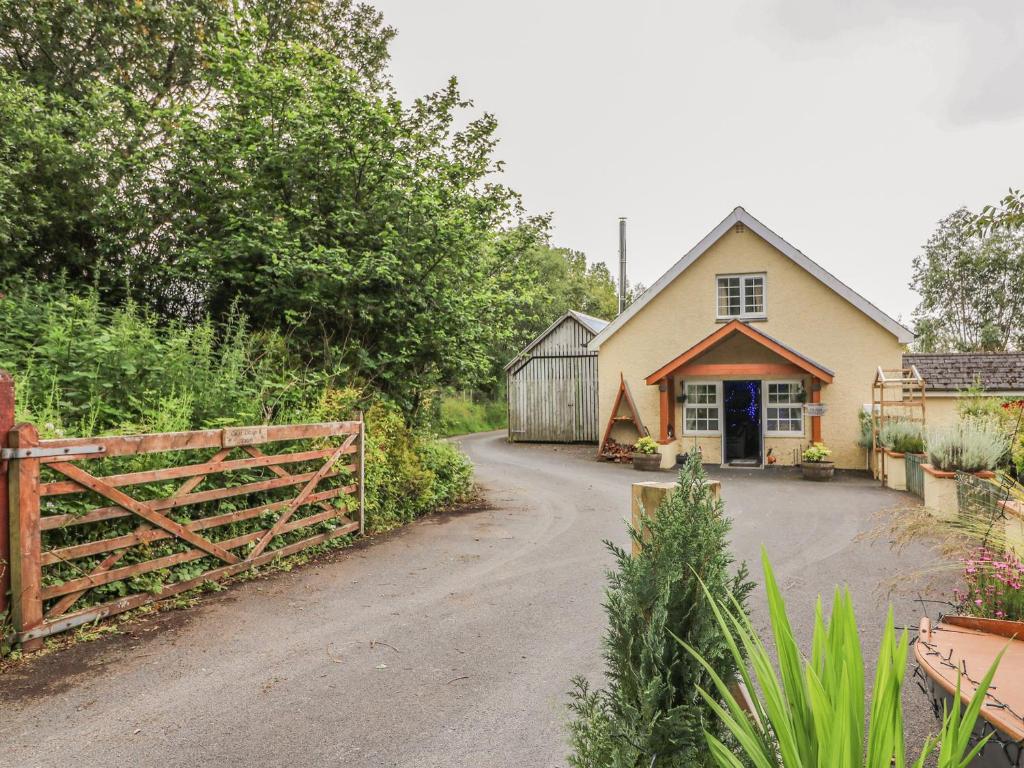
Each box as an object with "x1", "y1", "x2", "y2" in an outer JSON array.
[
  {"x1": 44, "y1": 448, "x2": 234, "y2": 619},
  {"x1": 49, "y1": 460, "x2": 241, "y2": 566},
  {"x1": 246, "y1": 434, "x2": 357, "y2": 561}
]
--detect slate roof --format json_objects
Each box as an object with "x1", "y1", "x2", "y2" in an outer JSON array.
[{"x1": 904, "y1": 353, "x2": 1024, "y2": 392}]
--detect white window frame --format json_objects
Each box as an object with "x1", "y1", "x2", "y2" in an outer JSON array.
[
  {"x1": 682, "y1": 381, "x2": 722, "y2": 436},
  {"x1": 716, "y1": 273, "x2": 767, "y2": 320},
  {"x1": 763, "y1": 380, "x2": 805, "y2": 437}
]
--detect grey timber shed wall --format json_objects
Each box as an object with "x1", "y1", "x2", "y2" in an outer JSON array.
[{"x1": 505, "y1": 311, "x2": 606, "y2": 443}]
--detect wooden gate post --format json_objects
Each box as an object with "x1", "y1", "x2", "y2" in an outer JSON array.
[
  {"x1": 0, "y1": 371, "x2": 13, "y2": 618},
  {"x1": 9, "y1": 423, "x2": 43, "y2": 651},
  {"x1": 358, "y1": 414, "x2": 365, "y2": 536}
]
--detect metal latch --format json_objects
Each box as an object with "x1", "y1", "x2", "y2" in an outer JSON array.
[{"x1": 0, "y1": 445, "x2": 107, "y2": 460}]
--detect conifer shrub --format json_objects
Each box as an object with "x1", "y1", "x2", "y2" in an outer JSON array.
[{"x1": 567, "y1": 456, "x2": 753, "y2": 768}]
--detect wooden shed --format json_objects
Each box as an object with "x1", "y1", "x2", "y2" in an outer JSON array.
[{"x1": 505, "y1": 311, "x2": 607, "y2": 443}]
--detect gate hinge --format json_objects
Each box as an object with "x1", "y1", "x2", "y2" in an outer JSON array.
[{"x1": 0, "y1": 444, "x2": 107, "y2": 460}]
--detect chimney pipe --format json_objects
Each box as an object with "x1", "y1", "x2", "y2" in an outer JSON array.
[{"x1": 618, "y1": 217, "x2": 627, "y2": 316}]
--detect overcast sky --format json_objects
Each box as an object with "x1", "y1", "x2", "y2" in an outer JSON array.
[{"x1": 373, "y1": 0, "x2": 1024, "y2": 325}]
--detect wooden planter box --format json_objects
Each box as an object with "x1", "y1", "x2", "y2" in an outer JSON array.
[
  {"x1": 921, "y1": 464, "x2": 995, "y2": 521},
  {"x1": 632, "y1": 452, "x2": 662, "y2": 471},
  {"x1": 882, "y1": 449, "x2": 906, "y2": 490}
]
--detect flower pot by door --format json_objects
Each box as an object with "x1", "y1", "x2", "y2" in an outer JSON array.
[
  {"x1": 632, "y1": 453, "x2": 662, "y2": 471},
  {"x1": 801, "y1": 461, "x2": 834, "y2": 481}
]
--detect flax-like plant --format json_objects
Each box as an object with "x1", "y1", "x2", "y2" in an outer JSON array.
[{"x1": 682, "y1": 550, "x2": 1004, "y2": 768}]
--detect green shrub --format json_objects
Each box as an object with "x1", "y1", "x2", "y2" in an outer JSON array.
[
  {"x1": 857, "y1": 408, "x2": 874, "y2": 450},
  {"x1": 436, "y1": 393, "x2": 507, "y2": 437},
  {"x1": 879, "y1": 420, "x2": 925, "y2": 454},
  {"x1": 802, "y1": 443, "x2": 831, "y2": 462},
  {"x1": 926, "y1": 420, "x2": 1010, "y2": 472},
  {"x1": 567, "y1": 455, "x2": 753, "y2": 768},
  {"x1": 0, "y1": 282, "x2": 474, "y2": 609},
  {"x1": 685, "y1": 550, "x2": 1002, "y2": 768},
  {"x1": 633, "y1": 435, "x2": 660, "y2": 455}
]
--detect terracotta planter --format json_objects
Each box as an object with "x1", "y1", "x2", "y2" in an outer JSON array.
[
  {"x1": 801, "y1": 461, "x2": 834, "y2": 481},
  {"x1": 915, "y1": 615, "x2": 1024, "y2": 765},
  {"x1": 631, "y1": 452, "x2": 662, "y2": 471}
]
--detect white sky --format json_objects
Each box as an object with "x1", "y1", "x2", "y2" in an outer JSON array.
[{"x1": 372, "y1": 0, "x2": 1024, "y2": 325}]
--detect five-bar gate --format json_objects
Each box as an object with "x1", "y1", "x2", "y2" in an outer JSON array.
[{"x1": 2, "y1": 389, "x2": 364, "y2": 650}]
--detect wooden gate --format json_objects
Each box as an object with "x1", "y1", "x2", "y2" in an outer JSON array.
[
  {"x1": 3, "y1": 411, "x2": 364, "y2": 650},
  {"x1": 905, "y1": 452, "x2": 924, "y2": 498}
]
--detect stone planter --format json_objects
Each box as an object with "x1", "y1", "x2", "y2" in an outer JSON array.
[
  {"x1": 801, "y1": 461, "x2": 834, "y2": 481},
  {"x1": 882, "y1": 449, "x2": 906, "y2": 491},
  {"x1": 631, "y1": 452, "x2": 662, "y2": 471},
  {"x1": 921, "y1": 464, "x2": 996, "y2": 521}
]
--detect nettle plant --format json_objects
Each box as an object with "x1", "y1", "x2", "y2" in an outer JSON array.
[
  {"x1": 802, "y1": 443, "x2": 832, "y2": 463},
  {"x1": 633, "y1": 436, "x2": 660, "y2": 455}
]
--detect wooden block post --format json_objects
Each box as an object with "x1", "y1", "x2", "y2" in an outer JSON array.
[
  {"x1": 630, "y1": 479, "x2": 722, "y2": 555},
  {"x1": 9, "y1": 423, "x2": 44, "y2": 651},
  {"x1": 0, "y1": 372, "x2": 12, "y2": 618}
]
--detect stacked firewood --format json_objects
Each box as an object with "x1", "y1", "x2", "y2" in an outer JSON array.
[{"x1": 600, "y1": 438, "x2": 634, "y2": 462}]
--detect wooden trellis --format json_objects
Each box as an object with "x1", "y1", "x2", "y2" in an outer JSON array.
[
  {"x1": 871, "y1": 365, "x2": 926, "y2": 485},
  {"x1": 4, "y1": 417, "x2": 364, "y2": 650}
]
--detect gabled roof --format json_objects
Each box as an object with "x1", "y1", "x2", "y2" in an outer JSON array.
[
  {"x1": 503, "y1": 310, "x2": 607, "y2": 371},
  {"x1": 903, "y1": 352, "x2": 1024, "y2": 393},
  {"x1": 645, "y1": 320, "x2": 835, "y2": 384},
  {"x1": 568, "y1": 310, "x2": 609, "y2": 334},
  {"x1": 588, "y1": 207, "x2": 915, "y2": 349}
]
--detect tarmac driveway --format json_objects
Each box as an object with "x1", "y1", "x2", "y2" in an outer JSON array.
[{"x1": 0, "y1": 432, "x2": 952, "y2": 767}]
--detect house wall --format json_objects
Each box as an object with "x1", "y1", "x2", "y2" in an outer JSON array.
[{"x1": 597, "y1": 226, "x2": 904, "y2": 469}]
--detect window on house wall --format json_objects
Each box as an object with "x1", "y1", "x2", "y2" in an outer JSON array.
[
  {"x1": 765, "y1": 381, "x2": 804, "y2": 435},
  {"x1": 684, "y1": 382, "x2": 720, "y2": 434},
  {"x1": 716, "y1": 274, "x2": 765, "y2": 319}
]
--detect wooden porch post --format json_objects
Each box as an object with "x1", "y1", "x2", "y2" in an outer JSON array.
[
  {"x1": 0, "y1": 371, "x2": 13, "y2": 618},
  {"x1": 810, "y1": 377, "x2": 822, "y2": 443},
  {"x1": 658, "y1": 377, "x2": 673, "y2": 444}
]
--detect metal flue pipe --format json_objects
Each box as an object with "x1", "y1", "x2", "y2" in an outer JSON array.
[{"x1": 618, "y1": 217, "x2": 627, "y2": 316}]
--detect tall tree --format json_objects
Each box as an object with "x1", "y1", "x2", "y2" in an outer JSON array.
[{"x1": 910, "y1": 207, "x2": 1024, "y2": 352}]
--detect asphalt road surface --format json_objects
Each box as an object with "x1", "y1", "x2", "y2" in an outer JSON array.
[{"x1": 0, "y1": 432, "x2": 953, "y2": 767}]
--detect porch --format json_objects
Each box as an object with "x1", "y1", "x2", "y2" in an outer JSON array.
[{"x1": 644, "y1": 320, "x2": 835, "y2": 467}]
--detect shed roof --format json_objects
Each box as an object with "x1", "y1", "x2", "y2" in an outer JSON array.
[
  {"x1": 503, "y1": 310, "x2": 608, "y2": 371},
  {"x1": 568, "y1": 310, "x2": 609, "y2": 334},
  {"x1": 904, "y1": 353, "x2": 1024, "y2": 393},
  {"x1": 588, "y1": 207, "x2": 915, "y2": 349}
]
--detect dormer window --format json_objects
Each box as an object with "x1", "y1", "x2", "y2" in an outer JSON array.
[{"x1": 716, "y1": 273, "x2": 765, "y2": 319}]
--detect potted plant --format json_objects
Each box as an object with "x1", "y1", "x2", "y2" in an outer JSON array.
[
  {"x1": 631, "y1": 436, "x2": 662, "y2": 471},
  {"x1": 922, "y1": 421, "x2": 1009, "y2": 520},
  {"x1": 878, "y1": 419, "x2": 925, "y2": 491},
  {"x1": 800, "y1": 442, "x2": 833, "y2": 481}
]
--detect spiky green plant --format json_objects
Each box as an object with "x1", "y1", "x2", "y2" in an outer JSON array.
[{"x1": 682, "y1": 550, "x2": 1003, "y2": 768}]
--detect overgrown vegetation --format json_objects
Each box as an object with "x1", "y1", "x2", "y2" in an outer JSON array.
[
  {"x1": 567, "y1": 456, "x2": 752, "y2": 768},
  {"x1": 687, "y1": 551, "x2": 1002, "y2": 768},
  {"x1": 0, "y1": 282, "x2": 473, "y2": 617},
  {"x1": 434, "y1": 393, "x2": 507, "y2": 437}
]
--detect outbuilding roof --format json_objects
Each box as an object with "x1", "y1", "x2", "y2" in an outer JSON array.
[
  {"x1": 588, "y1": 207, "x2": 915, "y2": 349},
  {"x1": 903, "y1": 353, "x2": 1024, "y2": 393},
  {"x1": 568, "y1": 310, "x2": 609, "y2": 334}
]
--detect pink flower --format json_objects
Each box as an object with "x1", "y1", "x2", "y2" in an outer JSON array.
[{"x1": 976, "y1": 599, "x2": 984, "y2": 606}]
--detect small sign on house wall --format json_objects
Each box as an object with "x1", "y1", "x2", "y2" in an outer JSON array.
[{"x1": 804, "y1": 403, "x2": 828, "y2": 417}]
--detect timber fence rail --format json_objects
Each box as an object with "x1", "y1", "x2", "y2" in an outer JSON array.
[{"x1": 1, "y1": 373, "x2": 365, "y2": 651}]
